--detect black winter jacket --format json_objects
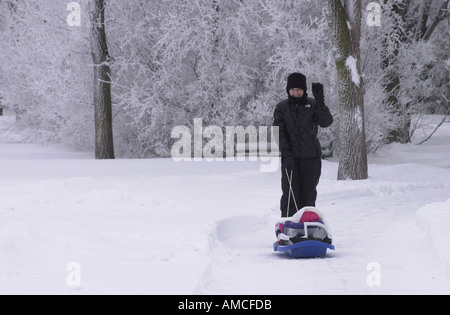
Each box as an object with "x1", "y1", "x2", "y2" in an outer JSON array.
[{"x1": 273, "y1": 97, "x2": 333, "y2": 159}]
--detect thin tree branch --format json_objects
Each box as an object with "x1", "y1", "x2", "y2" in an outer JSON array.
[{"x1": 417, "y1": 94, "x2": 450, "y2": 145}]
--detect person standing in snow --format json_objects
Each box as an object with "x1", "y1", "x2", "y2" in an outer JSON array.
[{"x1": 273, "y1": 73, "x2": 334, "y2": 217}]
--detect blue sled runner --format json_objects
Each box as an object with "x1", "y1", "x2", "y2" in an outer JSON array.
[{"x1": 273, "y1": 240, "x2": 335, "y2": 258}]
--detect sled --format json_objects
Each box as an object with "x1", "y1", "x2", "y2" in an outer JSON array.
[
  {"x1": 273, "y1": 240, "x2": 335, "y2": 258},
  {"x1": 273, "y1": 207, "x2": 335, "y2": 258}
]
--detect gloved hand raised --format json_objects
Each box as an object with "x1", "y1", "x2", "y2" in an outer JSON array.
[
  {"x1": 312, "y1": 83, "x2": 325, "y2": 105},
  {"x1": 311, "y1": 82, "x2": 334, "y2": 127}
]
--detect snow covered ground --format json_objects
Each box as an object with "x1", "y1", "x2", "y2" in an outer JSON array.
[{"x1": 1, "y1": 113, "x2": 450, "y2": 295}]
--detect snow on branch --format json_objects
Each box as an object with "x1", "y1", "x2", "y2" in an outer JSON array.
[{"x1": 345, "y1": 55, "x2": 360, "y2": 86}]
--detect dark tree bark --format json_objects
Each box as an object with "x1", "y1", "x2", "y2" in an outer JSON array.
[
  {"x1": 90, "y1": 0, "x2": 115, "y2": 159},
  {"x1": 327, "y1": 0, "x2": 368, "y2": 180}
]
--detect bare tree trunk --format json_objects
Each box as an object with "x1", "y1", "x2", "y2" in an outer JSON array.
[
  {"x1": 89, "y1": 0, "x2": 115, "y2": 159},
  {"x1": 382, "y1": 0, "x2": 410, "y2": 144},
  {"x1": 327, "y1": 0, "x2": 368, "y2": 180}
]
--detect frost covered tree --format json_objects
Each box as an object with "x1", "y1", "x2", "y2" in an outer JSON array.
[
  {"x1": 108, "y1": 0, "x2": 287, "y2": 157},
  {"x1": 1, "y1": 0, "x2": 447, "y2": 160},
  {"x1": 327, "y1": 0, "x2": 368, "y2": 180},
  {"x1": 89, "y1": 0, "x2": 115, "y2": 159},
  {"x1": 0, "y1": 0, "x2": 94, "y2": 147},
  {"x1": 380, "y1": 0, "x2": 450, "y2": 143}
]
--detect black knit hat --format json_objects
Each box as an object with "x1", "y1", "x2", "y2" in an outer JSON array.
[{"x1": 286, "y1": 73, "x2": 307, "y2": 94}]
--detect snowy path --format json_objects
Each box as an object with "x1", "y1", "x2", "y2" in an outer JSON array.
[
  {"x1": 1, "y1": 116, "x2": 450, "y2": 294},
  {"x1": 199, "y1": 163, "x2": 450, "y2": 295},
  {"x1": 199, "y1": 119, "x2": 450, "y2": 295},
  {"x1": 0, "y1": 146, "x2": 449, "y2": 294}
]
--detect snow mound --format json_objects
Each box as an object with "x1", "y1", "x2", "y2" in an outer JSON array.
[
  {"x1": 213, "y1": 215, "x2": 272, "y2": 251},
  {"x1": 417, "y1": 200, "x2": 450, "y2": 279},
  {"x1": 0, "y1": 222, "x2": 36, "y2": 263}
]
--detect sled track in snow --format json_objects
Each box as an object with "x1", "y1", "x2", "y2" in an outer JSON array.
[
  {"x1": 195, "y1": 177, "x2": 450, "y2": 294},
  {"x1": 196, "y1": 212, "x2": 349, "y2": 295},
  {"x1": 195, "y1": 213, "x2": 276, "y2": 294}
]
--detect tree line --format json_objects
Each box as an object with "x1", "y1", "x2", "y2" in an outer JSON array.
[{"x1": 0, "y1": 0, "x2": 448, "y2": 180}]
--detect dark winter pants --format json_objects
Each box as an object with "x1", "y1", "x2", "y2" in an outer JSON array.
[{"x1": 280, "y1": 157, "x2": 322, "y2": 217}]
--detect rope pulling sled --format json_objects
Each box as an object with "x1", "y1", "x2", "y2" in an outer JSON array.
[{"x1": 273, "y1": 169, "x2": 335, "y2": 258}]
